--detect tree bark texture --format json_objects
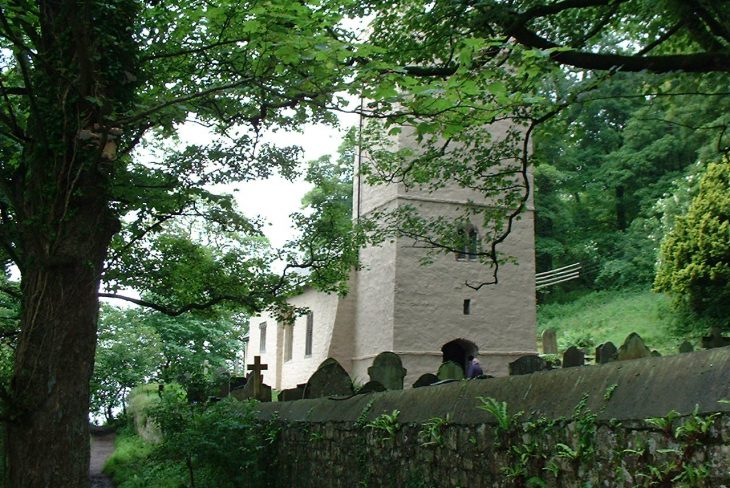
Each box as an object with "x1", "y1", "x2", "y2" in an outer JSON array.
[{"x1": 2, "y1": 0, "x2": 136, "y2": 484}]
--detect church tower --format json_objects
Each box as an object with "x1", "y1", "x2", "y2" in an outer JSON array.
[
  {"x1": 349, "y1": 123, "x2": 537, "y2": 385},
  {"x1": 246, "y1": 121, "x2": 537, "y2": 391}
]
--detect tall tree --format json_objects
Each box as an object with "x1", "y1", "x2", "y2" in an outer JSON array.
[
  {"x1": 654, "y1": 157, "x2": 730, "y2": 333},
  {"x1": 0, "y1": 1, "x2": 354, "y2": 485}
]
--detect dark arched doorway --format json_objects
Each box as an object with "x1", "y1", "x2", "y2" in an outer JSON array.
[{"x1": 441, "y1": 338, "x2": 479, "y2": 374}]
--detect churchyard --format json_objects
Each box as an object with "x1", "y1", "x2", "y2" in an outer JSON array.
[{"x1": 109, "y1": 331, "x2": 730, "y2": 488}]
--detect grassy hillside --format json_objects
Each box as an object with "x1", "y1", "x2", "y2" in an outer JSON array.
[{"x1": 537, "y1": 288, "x2": 683, "y2": 355}]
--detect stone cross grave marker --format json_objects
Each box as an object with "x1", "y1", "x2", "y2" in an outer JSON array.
[
  {"x1": 617, "y1": 333, "x2": 651, "y2": 361},
  {"x1": 303, "y1": 358, "x2": 354, "y2": 399},
  {"x1": 508, "y1": 355, "x2": 548, "y2": 376},
  {"x1": 368, "y1": 351, "x2": 407, "y2": 390},
  {"x1": 247, "y1": 355, "x2": 268, "y2": 400},
  {"x1": 595, "y1": 342, "x2": 618, "y2": 364},
  {"x1": 542, "y1": 329, "x2": 559, "y2": 355},
  {"x1": 562, "y1": 346, "x2": 585, "y2": 367},
  {"x1": 437, "y1": 361, "x2": 465, "y2": 381}
]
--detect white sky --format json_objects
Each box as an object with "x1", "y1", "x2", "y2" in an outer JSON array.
[{"x1": 177, "y1": 111, "x2": 359, "y2": 248}]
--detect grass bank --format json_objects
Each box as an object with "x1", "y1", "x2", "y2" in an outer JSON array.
[{"x1": 537, "y1": 288, "x2": 681, "y2": 355}]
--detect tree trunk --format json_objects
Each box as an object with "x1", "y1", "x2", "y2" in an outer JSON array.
[{"x1": 7, "y1": 211, "x2": 115, "y2": 487}]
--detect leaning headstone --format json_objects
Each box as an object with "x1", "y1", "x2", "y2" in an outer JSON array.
[
  {"x1": 279, "y1": 384, "x2": 305, "y2": 402},
  {"x1": 701, "y1": 326, "x2": 730, "y2": 349},
  {"x1": 562, "y1": 346, "x2": 585, "y2": 368},
  {"x1": 437, "y1": 361, "x2": 465, "y2": 381},
  {"x1": 678, "y1": 341, "x2": 694, "y2": 353},
  {"x1": 412, "y1": 373, "x2": 439, "y2": 388},
  {"x1": 367, "y1": 351, "x2": 407, "y2": 390},
  {"x1": 596, "y1": 342, "x2": 618, "y2": 364},
  {"x1": 509, "y1": 355, "x2": 548, "y2": 376},
  {"x1": 231, "y1": 374, "x2": 272, "y2": 402},
  {"x1": 303, "y1": 358, "x2": 354, "y2": 399},
  {"x1": 617, "y1": 333, "x2": 651, "y2": 361},
  {"x1": 358, "y1": 381, "x2": 386, "y2": 395},
  {"x1": 542, "y1": 329, "x2": 559, "y2": 355}
]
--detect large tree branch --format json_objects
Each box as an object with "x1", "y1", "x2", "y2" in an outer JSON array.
[{"x1": 98, "y1": 293, "x2": 261, "y2": 317}]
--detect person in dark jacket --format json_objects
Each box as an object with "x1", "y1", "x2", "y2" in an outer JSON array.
[{"x1": 466, "y1": 355, "x2": 483, "y2": 378}]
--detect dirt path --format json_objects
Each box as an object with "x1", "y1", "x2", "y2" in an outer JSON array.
[{"x1": 90, "y1": 432, "x2": 116, "y2": 488}]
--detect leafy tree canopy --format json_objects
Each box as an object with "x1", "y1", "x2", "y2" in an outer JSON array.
[{"x1": 654, "y1": 157, "x2": 730, "y2": 332}]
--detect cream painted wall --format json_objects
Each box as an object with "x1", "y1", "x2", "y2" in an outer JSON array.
[{"x1": 246, "y1": 287, "x2": 357, "y2": 391}]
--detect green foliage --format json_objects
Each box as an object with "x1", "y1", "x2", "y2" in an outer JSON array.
[
  {"x1": 534, "y1": 73, "x2": 730, "y2": 296},
  {"x1": 366, "y1": 409, "x2": 401, "y2": 443},
  {"x1": 92, "y1": 306, "x2": 162, "y2": 422},
  {"x1": 104, "y1": 427, "x2": 186, "y2": 488},
  {"x1": 655, "y1": 158, "x2": 730, "y2": 332},
  {"x1": 417, "y1": 413, "x2": 452, "y2": 448},
  {"x1": 537, "y1": 288, "x2": 679, "y2": 353},
  {"x1": 147, "y1": 394, "x2": 279, "y2": 488},
  {"x1": 91, "y1": 305, "x2": 248, "y2": 420}
]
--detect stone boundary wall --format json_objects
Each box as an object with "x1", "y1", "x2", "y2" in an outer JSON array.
[{"x1": 256, "y1": 348, "x2": 730, "y2": 487}]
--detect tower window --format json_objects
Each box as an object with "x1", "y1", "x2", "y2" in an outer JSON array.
[
  {"x1": 305, "y1": 311, "x2": 314, "y2": 357},
  {"x1": 259, "y1": 322, "x2": 267, "y2": 354},
  {"x1": 456, "y1": 224, "x2": 479, "y2": 261},
  {"x1": 463, "y1": 299, "x2": 471, "y2": 315}
]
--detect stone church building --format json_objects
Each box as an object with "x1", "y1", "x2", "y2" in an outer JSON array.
[{"x1": 246, "y1": 124, "x2": 537, "y2": 390}]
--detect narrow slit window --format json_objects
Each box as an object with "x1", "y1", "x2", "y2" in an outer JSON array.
[
  {"x1": 305, "y1": 311, "x2": 313, "y2": 357},
  {"x1": 284, "y1": 324, "x2": 293, "y2": 362},
  {"x1": 463, "y1": 299, "x2": 471, "y2": 315},
  {"x1": 259, "y1": 322, "x2": 267, "y2": 354}
]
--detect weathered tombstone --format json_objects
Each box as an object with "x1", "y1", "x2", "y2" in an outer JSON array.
[
  {"x1": 508, "y1": 355, "x2": 547, "y2": 376},
  {"x1": 617, "y1": 333, "x2": 651, "y2": 361},
  {"x1": 701, "y1": 326, "x2": 730, "y2": 349},
  {"x1": 596, "y1": 341, "x2": 618, "y2": 364},
  {"x1": 542, "y1": 329, "x2": 559, "y2": 355},
  {"x1": 231, "y1": 372, "x2": 272, "y2": 402},
  {"x1": 678, "y1": 340, "x2": 694, "y2": 353},
  {"x1": 437, "y1": 361, "x2": 465, "y2": 381},
  {"x1": 412, "y1": 373, "x2": 439, "y2": 388},
  {"x1": 279, "y1": 384, "x2": 305, "y2": 402},
  {"x1": 358, "y1": 381, "x2": 386, "y2": 395},
  {"x1": 245, "y1": 355, "x2": 269, "y2": 401},
  {"x1": 562, "y1": 346, "x2": 585, "y2": 368},
  {"x1": 303, "y1": 358, "x2": 354, "y2": 399},
  {"x1": 367, "y1": 351, "x2": 407, "y2": 390}
]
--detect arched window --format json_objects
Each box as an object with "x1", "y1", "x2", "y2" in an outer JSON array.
[{"x1": 455, "y1": 224, "x2": 479, "y2": 261}]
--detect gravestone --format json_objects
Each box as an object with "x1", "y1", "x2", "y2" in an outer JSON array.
[
  {"x1": 303, "y1": 358, "x2": 354, "y2": 399},
  {"x1": 678, "y1": 340, "x2": 694, "y2": 353},
  {"x1": 367, "y1": 351, "x2": 407, "y2": 390},
  {"x1": 231, "y1": 373, "x2": 272, "y2": 402},
  {"x1": 412, "y1": 373, "x2": 439, "y2": 388},
  {"x1": 542, "y1": 329, "x2": 559, "y2": 355},
  {"x1": 701, "y1": 326, "x2": 730, "y2": 349},
  {"x1": 508, "y1": 355, "x2": 547, "y2": 376},
  {"x1": 358, "y1": 381, "x2": 386, "y2": 394},
  {"x1": 617, "y1": 333, "x2": 651, "y2": 361},
  {"x1": 437, "y1": 361, "x2": 465, "y2": 381},
  {"x1": 279, "y1": 384, "x2": 305, "y2": 402},
  {"x1": 562, "y1": 346, "x2": 585, "y2": 368},
  {"x1": 596, "y1": 342, "x2": 618, "y2": 364}
]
